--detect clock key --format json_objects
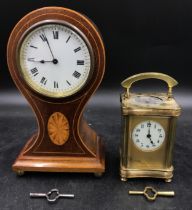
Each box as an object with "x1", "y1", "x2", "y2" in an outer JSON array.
[
  {"x1": 129, "y1": 186, "x2": 175, "y2": 201},
  {"x1": 30, "y1": 188, "x2": 75, "y2": 203}
]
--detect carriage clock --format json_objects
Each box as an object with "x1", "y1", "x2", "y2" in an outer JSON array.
[
  {"x1": 120, "y1": 72, "x2": 181, "y2": 182},
  {"x1": 7, "y1": 7, "x2": 105, "y2": 176}
]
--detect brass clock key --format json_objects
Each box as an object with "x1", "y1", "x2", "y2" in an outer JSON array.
[
  {"x1": 129, "y1": 186, "x2": 175, "y2": 201},
  {"x1": 120, "y1": 72, "x2": 181, "y2": 182},
  {"x1": 30, "y1": 189, "x2": 74, "y2": 203}
]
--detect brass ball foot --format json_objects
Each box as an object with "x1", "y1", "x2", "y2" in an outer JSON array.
[
  {"x1": 94, "y1": 172, "x2": 103, "y2": 177},
  {"x1": 16, "y1": 170, "x2": 25, "y2": 176},
  {"x1": 121, "y1": 177, "x2": 127, "y2": 182},
  {"x1": 165, "y1": 178, "x2": 172, "y2": 183}
]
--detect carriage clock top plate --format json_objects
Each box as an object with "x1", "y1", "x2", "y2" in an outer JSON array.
[{"x1": 121, "y1": 72, "x2": 181, "y2": 116}]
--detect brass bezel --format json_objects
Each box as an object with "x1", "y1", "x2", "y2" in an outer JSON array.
[{"x1": 16, "y1": 20, "x2": 95, "y2": 98}]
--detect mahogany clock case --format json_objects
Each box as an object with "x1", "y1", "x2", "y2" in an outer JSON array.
[{"x1": 7, "y1": 7, "x2": 105, "y2": 174}]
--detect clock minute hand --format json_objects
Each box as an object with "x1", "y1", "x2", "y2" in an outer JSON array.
[{"x1": 43, "y1": 31, "x2": 55, "y2": 60}]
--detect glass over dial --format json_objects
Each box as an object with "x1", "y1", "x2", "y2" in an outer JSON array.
[
  {"x1": 132, "y1": 120, "x2": 165, "y2": 151},
  {"x1": 18, "y1": 23, "x2": 92, "y2": 98},
  {"x1": 134, "y1": 96, "x2": 163, "y2": 106}
]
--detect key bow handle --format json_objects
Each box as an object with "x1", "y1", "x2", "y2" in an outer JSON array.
[
  {"x1": 144, "y1": 186, "x2": 157, "y2": 201},
  {"x1": 46, "y1": 189, "x2": 60, "y2": 203}
]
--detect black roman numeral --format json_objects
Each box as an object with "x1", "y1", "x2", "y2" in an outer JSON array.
[
  {"x1": 77, "y1": 60, "x2": 84, "y2": 65},
  {"x1": 66, "y1": 80, "x2": 71, "y2": 86},
  {"x1": 54, "y1": 81, "x2": 59, "y2": 88},
  {"x1": 28, "y1": 58, "x2": 35, "y2": 62},
  {"x1": 40, "y1": 34, "x2": 47, "y2": 42},
  {"x1": 74, "y1": 47, "x2": 81, "y2": 53},
  {"x1": 40, "y1": 77, "x2": 47, "y2": 85},
  {"x1": 73, "y1": 71, "x2": 81, "y2": 79},
  {"x1": 30, "y1": 67, "x2": 39, "y2": 76},
  {"x1": 53, "y1": 31, "x2": 59, "y2": 39},
  {"x1": 30, "y1": 45, "x2": 38, "y2": 49},
  {"x1": 66, "y1": 36, "x2": 71, "y2": 43}
]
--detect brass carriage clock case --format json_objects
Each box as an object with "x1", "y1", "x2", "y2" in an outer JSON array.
[{"x1": 120, "y1": 72, "x2": 181, "y2": 182}]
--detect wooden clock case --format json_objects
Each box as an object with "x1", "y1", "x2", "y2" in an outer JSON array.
[{"x1": 7, "y1": 7, "x2": 105, "y2": 175}]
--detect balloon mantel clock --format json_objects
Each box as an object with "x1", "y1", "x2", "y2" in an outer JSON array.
[{"x1": 7, "y1": 7, "x2": 105, "y2": 176}]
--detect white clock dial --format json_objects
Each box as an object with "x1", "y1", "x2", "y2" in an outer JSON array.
[
  {"x1": 132, "y1": 120, "x2": 165, "y2": 151},
  {"x1": 19, "y1": 23, "x2": 92, "y2": 97}
]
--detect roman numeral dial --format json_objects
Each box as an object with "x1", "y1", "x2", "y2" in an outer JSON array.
[{"x1": 19, "y1": 23, "x2": 92, "y2": 98}]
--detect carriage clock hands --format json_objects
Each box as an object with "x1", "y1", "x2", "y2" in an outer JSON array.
[{"x1": 146, "y1": 122, "x2": 155, "y2": 146}]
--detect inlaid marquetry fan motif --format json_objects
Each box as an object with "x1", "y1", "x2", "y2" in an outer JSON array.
[{"x1": 48, "y1": 112, "x2": 69, "y2": 146}]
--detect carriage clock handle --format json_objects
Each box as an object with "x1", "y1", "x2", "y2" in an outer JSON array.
[{"x1": 121, "y1": 72, "x2": 178, "y2": 99}]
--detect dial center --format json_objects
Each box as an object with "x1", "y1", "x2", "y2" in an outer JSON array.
[
  {"x1": 53, "y1": 59, "x2": 58, "y2": 64},
  {"x1": 147, "y1": 134, "x2": 151, "y2": 138}
]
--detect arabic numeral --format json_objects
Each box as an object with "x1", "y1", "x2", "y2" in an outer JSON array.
[{"x1": 147, "y1": 122, "x2": 151, "y2": 127}]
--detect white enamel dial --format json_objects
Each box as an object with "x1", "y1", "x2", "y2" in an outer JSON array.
[
  {"x1": 19, "y1": 23, "x2": 92, "y2": 97},
  {"x1": 132, "y1": 120, "x2": 165, "y2": 151}
]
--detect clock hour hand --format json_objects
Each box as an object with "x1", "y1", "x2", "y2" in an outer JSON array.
[
  {"x1": 28, "y1": 59, "x2": 58, "y2": 64},
  {"x1": 28, "y1": 59, "x2": 54, "y2": 63},
  {"x1": 147, "y1": 134, "x2": 154, "y2": 145},
  {"x1": 149, "y1": 137, "x2": 154, "y2": 145},
  {"x1": 40, "y1": 60, "x2": 55, "y2": 64}
]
